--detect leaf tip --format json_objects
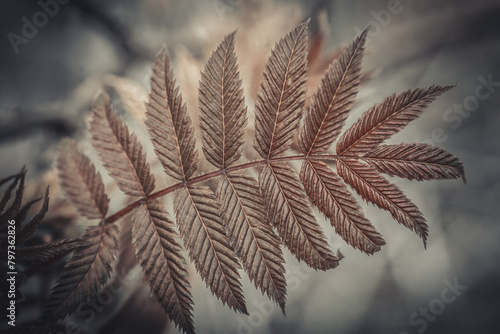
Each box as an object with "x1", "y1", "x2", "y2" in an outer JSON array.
[
  {"x1": 431, "y1": 84, "x2": 457, "y2": 96},
  {"x1": 359, "y1": 25, "x2": 370, "y2": 41},
  {"x1": 336, "y1": 249, "x2": 345, "y2": 261},
  {"x1": 228, "y1": 29, "x2": 237, "y2": 39},
  {"x1": 92, "y1": 89, "x2": 110, "y2": 106},
  {"x1": 458, "y1": 162, "x2": 467, "y2": 184}
]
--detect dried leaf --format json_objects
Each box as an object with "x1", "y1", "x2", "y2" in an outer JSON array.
[
  {"x1": 57, "y1": 139, "x2": 109, "y2": 220},
  {"x1": 174, "y1": 185, "x2": 247, "y2": 314},
  {"x1": 132, "y1": 200, "x2": 194, "y2": 334},
  {"x1": 337, "y1": 158, "x2": 428, "y2": 246},
  {"x1": 337, "y1": 85, "x2": 454, "y2": 155},
  {"x1": 0, "y1": 171, "x2": 24, "y2": 234},
  {"x1": 300, "y1": 160, "x2": 385, "y2": 254},
  {"x1": 90, "y1": 92, "x2": 155, "y2": 197},
  {"x1": 17, "y1": 239, "x2": 81, "y2": 265},
  {"x1": 299, "y1": 28, "x2": 367, "y2": 155},
  {"x1": 13, "y1": 197, "x2": 42, "y2": 226},
  {"x1": 17, "y1": 186, "x2": 49, "y2": 245},
  {"x1": 145, "y1": 48, "x2": 198, "y2": 181},
  {"x1": 254, "y1": 20, "x2": 309, "y2": 159},
  {"x1": 28, "y1": 19, "x2": 468, "y2": 334},
  {"x1": 217, "y1": 173, "x2": 287, "y2": 312},
  {"x1": 0, "y1": 167, "x2": 25, "y2": 215},
  {"x1": 364, "y1": 143, "x2": 466, "y2": 182},
  {"x1": 0, "y1": 167, "x2": 26, "y2": 223},
  {"x1": 199, "y1": 31, "x2": 247, "y2": 169},
  {"x1": 43, "y1": 223, "x2": 120, "y2": 321},
  {"x1": 260, "y1": 163, "x2": 342, "y2": 270}
]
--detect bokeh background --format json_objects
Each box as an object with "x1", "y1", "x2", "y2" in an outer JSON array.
[{"x1": 1, "y1": 0, "x2": 499, "y2": 333}]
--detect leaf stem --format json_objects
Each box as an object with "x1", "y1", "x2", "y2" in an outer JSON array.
[{"x1": 105, "y1": 154, "x2": 340, "y2": 223}]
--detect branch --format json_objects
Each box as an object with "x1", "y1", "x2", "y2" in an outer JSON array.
[{"x1": 105, "y1": 154, "x2": 340, "y2": 224}]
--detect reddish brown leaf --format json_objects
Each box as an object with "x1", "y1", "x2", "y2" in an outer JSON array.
[
  {"x1": 337, "y1": 158, "x2": 429, "y2": 246},
  {"x1": 17, "y1": 239, "x2": 81, "y2": 265},
  {"x1": 364, "y1": 143, "x2": 466, "y2": 182},
  {"x1": 132, "y1": 200, "x2": 194, "y2": 334},
  {"x1": 90, "y1": 92, "x2": 155, "y2": 197},
  {"x1": 260, "y1": 162, "x2": 342, "y2": 270},
  {"x1": 43, "y1": 224, "x2": 120, "y2": 321},
  {"x1": 32, "y1": 19, "x2": 468, "y2": 334},
  {"x1": 254, "y1": 20, "x2": 309, "y2": 159},
  {"x1": 300, "y1": 160, "x2": 385, "y2": 254},
  {"x1": 174, "y1": 185, "x2": 247, "y2": 314},
  {"x1": 57, "y1": 139, "x2": 109, "y2": 220},
  {"x1": 199, "y1": 31, "x2": 247, "y2": 169},
  {"x1": 337, "y1": 85, "x2": 454, "y2": 156},
  {"x1": 299, "y1": 28, "x2": 368, "y2": 155},
  {"x1": 145, "y1": 48, "x2": 199, "y2": 181},
  {"x1": 217, "y1": 173, "x2": 287, "y2": 313}
]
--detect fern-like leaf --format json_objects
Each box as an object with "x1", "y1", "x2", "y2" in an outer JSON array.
[
  {"x1": 364, "y1": 143, "x2": 466, "y2": 182},
  {"x1": 13, "y1": 197, "x2": 41, "y2": 227},
  {"x1": 90, "y1": 92, "x2": 155, "y2": 197},
  {"x1": 260, "y1": 163, "x2": 342, "y2": 270},
  {"x1": 0, "y1": 168, "x2": 26, "y2": 224},
  {"x1": 199, "y1": 31, "x2": 247, "y2": 169},
  {"x1": 0, "y1": 168, "x2": 25, "y2": 215},
  {"x1": 145, "y1": 47, "x2": 198, "y2": 180},
  {"x1": 217, "y1": 173, "x2": 287, "y2": 312},
  {"x1": 337, "y1": 158, "x2": 428, "y2": 246},
  {"x1": 17, "y1": 239, "x2": 81, "y2": 265},
  {"x1": 132, "y1": 199, "x2": 194, "y2": 334},
  {"x1": 299, "y1": 28, "x2": 367, "y2": 155},
  {"x1": 337, "y1": 85, "x2": 454, "y2": 155},
  {"x1": 32, "y1": 21, "x2": 467, "y2": 334},
  {"x1": 0, "y1": 169, "x2": 22, "y2": 188},
  {"x1": 174, "y1": 185, "x2": 247, "y2": 314},
  {"x1": 43, "y1": 223, "x2": 120, "y2": 321},
  {"x1": 254, "y1": 20, "x2": 309, "y2": 159},
  {"x1": 198, "y1": 32, "x2": 286, "y2": 312},
  {"x1": 90, "y1": 91, "x2": 196, "y2": 329},
  {"x1": 300, "y1": 160, "x2": 385, "y2": 254},
  {"x1": 17, "y1": 186, "x2": 49, "y2": 245},
  {"x1": 57, "y1": 139, "x2": 109, "y2": 220}
]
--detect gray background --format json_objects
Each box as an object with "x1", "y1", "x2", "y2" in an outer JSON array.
[{"x1": 1, "y1": 0, "x2": 499, "y2": 333}]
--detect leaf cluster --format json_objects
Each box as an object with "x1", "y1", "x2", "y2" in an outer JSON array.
[{"x1": 3, "y1": 20, "x2": 465, "y2": 334}]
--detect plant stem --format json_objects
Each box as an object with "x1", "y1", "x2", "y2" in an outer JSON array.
[{"x1": 105, "y1": 154, "x2": 339, "y2": 223}]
